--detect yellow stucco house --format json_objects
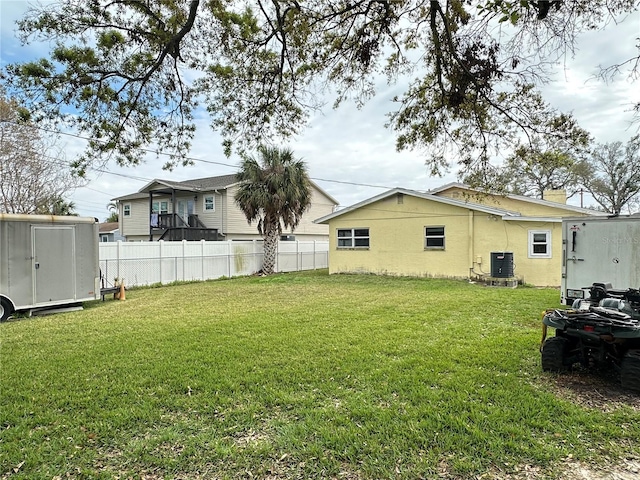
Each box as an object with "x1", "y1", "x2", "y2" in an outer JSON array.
[{"x1": 314, "y1": 183, "x2": 607, "y2": 286}]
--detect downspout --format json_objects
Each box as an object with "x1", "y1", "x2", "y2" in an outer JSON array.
[{"x1": 468, "y1": 210, "x2": 474, "y2": 279}]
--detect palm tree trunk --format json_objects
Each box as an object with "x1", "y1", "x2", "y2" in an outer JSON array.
[{"x1": 262, "y1": 228, "x2": 279, "y2": 274}]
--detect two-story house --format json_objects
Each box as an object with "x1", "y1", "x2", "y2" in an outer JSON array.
[{"x1": 113, "y1": 174, "x2": 339, "y2": 241}]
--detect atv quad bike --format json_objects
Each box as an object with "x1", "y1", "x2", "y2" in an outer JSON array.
[{"x1": 541, "y1": 282, "x2": 640, "y2": 392}]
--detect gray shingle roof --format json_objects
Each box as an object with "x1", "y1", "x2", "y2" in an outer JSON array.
[
  {"x1": 112, "y1": 174, "x2": 241, "y2": 200},
  {"x1": 148, "y1": 174, "x2": 240, "y2": 191},
  {"x1": 99, "y1": 222, "x2": 119, "y2": 233}
]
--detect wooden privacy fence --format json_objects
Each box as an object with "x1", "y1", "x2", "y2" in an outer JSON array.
[{"x1": 99, "y1": 240, "x2": 329, "y2": 287}]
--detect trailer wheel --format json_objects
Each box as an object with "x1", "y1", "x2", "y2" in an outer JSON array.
[
  {"x1": 542, "y1": 336, "x2": 570, "y2": 372},
  {"x1": 0, "y1": 297, "x2": 14, "y2": 322},
  {"x1": 621, "y1": 350, "x2": 640, "y2": 392}
]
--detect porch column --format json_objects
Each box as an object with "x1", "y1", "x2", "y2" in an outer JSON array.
[
  {"x1": 171, "y1": 189, "x2": 176, "y2": 226},
  {"x1": 149, "y1": 191, "x2": 154, "y2": 241}
]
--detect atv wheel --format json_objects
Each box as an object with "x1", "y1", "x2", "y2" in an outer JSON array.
[
  {"x1": 620, "y1": 350, "x2": 640, "y2": 392},
  {"x1": 542, "y1": 336, "x2": 570, "y2": 372}
]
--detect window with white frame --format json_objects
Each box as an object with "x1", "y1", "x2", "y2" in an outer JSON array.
[
  {"x1": 529, "y1": 230, "x2": 551, "y2": 258},
  {"x1": 425, "y1": 226, "x2": 445, "y2": 249},
  {"x1": 204, "y1": 195, "x2": 215, "y2": 212},
  {"x1": 337, "y1": 228, "x2": 369, "y2": 248},
  {"x1": 123, "y1": 204, "x2": 131, "y2": 217}
]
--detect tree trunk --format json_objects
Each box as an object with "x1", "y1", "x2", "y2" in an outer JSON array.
[{"x1": 262, "y1": 228, "x2": 279, "y2": 274}]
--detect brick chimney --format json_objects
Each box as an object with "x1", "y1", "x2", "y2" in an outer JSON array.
[{"x1": 543, "y1": 189, "x2": 567, "y2": 204}]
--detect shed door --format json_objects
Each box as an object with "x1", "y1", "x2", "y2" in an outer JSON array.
[
  {"x1": 33, "y1": 226, "x2": 76, "y2": 304},
  {"x1": 565, "y1": 221, "x2": 627, "y2": 290}
]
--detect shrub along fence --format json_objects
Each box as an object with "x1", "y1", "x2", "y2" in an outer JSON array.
[{"x1": 99, "y1": 240, "x2": 329, "y2": 287}]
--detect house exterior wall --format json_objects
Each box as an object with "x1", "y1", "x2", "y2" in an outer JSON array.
[
  {"x1": 285, "y1": 186, "x2": 336, "y2": 237},
  {"x1": 473, "y1": 219, "x2": 564, "y2": 286},
  {"x1": 224, "y1": 184, "x2": 259, "y2": 236},
  {"x1": 327, "y1": 194, "x2": 566, "y2": 286},
  {"x1": 224, "y1": 184, "x2": 334, "y2": 239},
  {"x1": 119, "y1": 198, "x2": 150, "y2": 238},
  {"x1": 328, "y1": 194, "x2": 472, "y2": 278},
  {"x1": 192, "y1": 191, "x2": 224, "y2": 229}
]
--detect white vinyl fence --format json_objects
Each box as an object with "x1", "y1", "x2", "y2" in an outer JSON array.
[{"x1": 99, "y1": 240, "x2": 329, "y2": 287}]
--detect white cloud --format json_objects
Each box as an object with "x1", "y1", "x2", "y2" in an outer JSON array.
[{"x1": 538, "y1": 13, "x2": 640, "y2": 143}]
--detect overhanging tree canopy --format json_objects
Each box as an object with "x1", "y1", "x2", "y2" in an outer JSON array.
[{"x1": 3, "y1": 1, "x2": 638, "y2": 175}]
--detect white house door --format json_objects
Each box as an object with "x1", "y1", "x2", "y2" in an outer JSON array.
[{"x1": 177, "y1": 200, "x2": 195, "y2": 226}]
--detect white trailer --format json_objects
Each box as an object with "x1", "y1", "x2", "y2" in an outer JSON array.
[
  {"x1": 561, "y1": 215, "x2": 640, "y2": 305},
  {"x1": 0, "y1": 214, "x2": 101, "y2": 321}
]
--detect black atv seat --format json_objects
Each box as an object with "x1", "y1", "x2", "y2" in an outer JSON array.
[{"x1": 589, "y1": 282, "x2": 613, "y2": 302}]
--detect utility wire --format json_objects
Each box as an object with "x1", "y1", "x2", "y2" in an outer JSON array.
[{"x1": 5, "y1": 120, "x2": 420, "y2": 193}]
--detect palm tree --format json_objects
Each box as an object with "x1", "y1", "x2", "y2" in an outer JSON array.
[
  {"x1": 235, "y1": 146, "x2": 312, "y2": 275},
  {"x1": 106, "y1": 202, "x2": 119, "y2": 222},
  {"x1": 36, "y1": 196, "x2": 78, "y2": 216}
]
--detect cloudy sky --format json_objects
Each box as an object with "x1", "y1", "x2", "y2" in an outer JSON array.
[{"x1": 1, "y1": 1, "x2": 639, "y2": 220}]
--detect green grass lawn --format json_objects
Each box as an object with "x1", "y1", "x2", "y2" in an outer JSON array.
[{"x1": 1, "y1": 271, "x2": 638, "y2": 479}]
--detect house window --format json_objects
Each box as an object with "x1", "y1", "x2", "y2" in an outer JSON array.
[
  {"x1": 337, "y1": 228, "x2": 369, "y2": 248},
  {"x1": 101, "y1": 236, "x2": 109, "y2": 242},
  {"x1": 204, "y1": 195, "x2": 215, "y2": 212},
  {"x1": 123, "y1": 204, "x2": 131, "y2": 217},
  {"x1": 529, "y1": 230, "x2": 551, "y2": 258},
  {"x1": 151, "y1": 201, "x2": 168, "y2": 214},
  {"x1": 425, "y1": 226, "x2": 445, "y2": 249}
]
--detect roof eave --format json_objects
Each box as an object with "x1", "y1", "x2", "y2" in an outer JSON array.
[{"x1": 501, "y1": 216, "x2": 562, "y2": 223}]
